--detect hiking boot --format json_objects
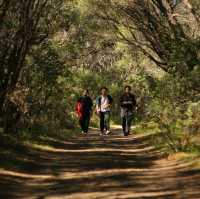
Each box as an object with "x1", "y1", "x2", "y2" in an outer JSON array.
[
  {"x1": 124, "y1": 131, "x2": 129, "y2": 136},
  {"x1": 99, "y1": 131, "x2": 104, "y2": 136},
  {"x1": 105, "y1": 130, "x2": 111, "y2": 135}
]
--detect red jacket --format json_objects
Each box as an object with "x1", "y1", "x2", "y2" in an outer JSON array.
[{"x1": 76, "y1": 102, "x2": 83, "y2": 119}]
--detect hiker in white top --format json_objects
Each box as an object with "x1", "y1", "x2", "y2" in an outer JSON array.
[
  {"x1": 99, "y1": 95, "x2": 111, "y2": 112},
  {"x1": 96, "y1": 87, "x2": 113, "y2": 136}
]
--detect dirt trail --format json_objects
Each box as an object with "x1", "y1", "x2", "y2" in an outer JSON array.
[{"x1": 0, "y1": 128, "x2": 200, "y2": 199}]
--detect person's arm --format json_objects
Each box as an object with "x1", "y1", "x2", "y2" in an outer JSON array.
[
  {"x1": 109, "y1": 95, "x2": 113, "y2": 104},
  {"x1": 108, "y1": 95, "x2": 113, "y2": 105},
  {"x1": 95, "y1": 96, "x2": 101, "y2": 114},
  {"x1": 88, "y1": 97, "x2": 93, "y2": 116},
  {"x1": 75, "y1": 97, "x2": 82, "y2": 118},
  {"x1": 76, "y1": 97, "x2": 81, "y2": 112},
  {"x1": 132, "y1": 94, "x2": 137, "y2": 107},
  {"x1": 89, "y1": 97, "x2": 93, "y2": 108},
  {"x1": 120, "y1": 95, "x2": 124, "y2": 107},
  {"x1": 89, "y1": 97, "x2": 93, "y2": 114},
  {"x1": 95, "y1": 96, "x2": 99, "y2": 107}
]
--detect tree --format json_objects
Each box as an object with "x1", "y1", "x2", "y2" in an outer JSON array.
[
  {"x1": 0, "y1": 0, "x2": 71, "y2": 133},
  {"x1": 90, "y1": 0, "x2": 200, "y2": 74}
]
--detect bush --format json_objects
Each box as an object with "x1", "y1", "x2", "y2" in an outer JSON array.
[{"x1": 147, "y1": 70, "x2": 200, "y2": 152}]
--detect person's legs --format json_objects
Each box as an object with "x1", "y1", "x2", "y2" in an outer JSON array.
[
  {"x1": 126, "y1": 115, "x2": 133, "y2": 135},
  {"x1": 123, "y1": 114, "x2": 130, "y2": 136},
  {"x1": 122, "y1": 117, "x2": 126, "y2": 135},
  {"x1": 79, "y1": 117, "x2": 85, "y2": 133},
  {"x1": 100, "y1": 112, "x2": 105, "y2": 133},
  {"x1": 124, "y1": 114, "x2": 133, "y2": 135},
  {"x1": 104, "y1": 112, "x2": 110, "y2": 132},
  {"x1": 84, "y1": 115, "x2": 90, "y2": 133}
]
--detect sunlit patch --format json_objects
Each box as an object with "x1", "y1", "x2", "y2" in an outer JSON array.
[{"x1": 0, "y1": 128, "x2": 199, "y2": 199}]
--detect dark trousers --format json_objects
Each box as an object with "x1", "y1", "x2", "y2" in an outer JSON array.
[
  {"x1": 79, "y1": 115, "x2": 90, "y2": 133},
  {"x1": 122, "y1": 115, "x2": 133, "y2": 136},
  {"x1": 99, "y1": 112, "x2": 110, "y2": 132}
]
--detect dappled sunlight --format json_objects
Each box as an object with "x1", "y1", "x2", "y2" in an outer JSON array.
[
  {"x1": 30, "y1": 146, "x2": 155, "y2": 153},
  {"x1": 46, "y1": 190, "x2": 180, "y2": 199},
  {"x1": 1, "y1": 0, "x2": 200, "y2": 198},
  {"x1": 0, "y1": 129, "x2": 200, "y2": 199}
]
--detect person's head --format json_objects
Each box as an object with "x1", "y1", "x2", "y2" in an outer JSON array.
[
  {"x1": 100, "y1": 87, "x2": 108, "y2": 96},
  {"x1": 83, "y1": 89, "x2": 89, "y2": 96},
  {"x1": 124, "y1": 85, "x2": 131, "y2": 94}
]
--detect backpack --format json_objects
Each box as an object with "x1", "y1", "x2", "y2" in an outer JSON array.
[{"x1": 76, "y1": 101, "x2": 84, "y2": 118}]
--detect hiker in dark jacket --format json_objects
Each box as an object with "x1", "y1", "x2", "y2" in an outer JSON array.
[
  {"x1": 96, "y1": 87, "x2": 113, "y2": 136},
  {"x1": 120, "y1": 86, "x2": 136, "y2": 136},
  {"x1": 76, "y1": 89, "x2": 93, "y2": 134}
]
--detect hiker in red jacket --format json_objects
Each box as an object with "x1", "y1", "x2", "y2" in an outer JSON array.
[{"x1": 76, "y1": 89, "x2": 93, "y2": 134}]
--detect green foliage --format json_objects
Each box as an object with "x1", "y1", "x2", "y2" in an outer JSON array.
[{"x1": 147, "y1": 69, "x2": 200, "y2": 152}]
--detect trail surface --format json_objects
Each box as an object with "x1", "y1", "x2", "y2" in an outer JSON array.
[{"x1": 0, "y1": 128, "x2": 200, "y2": 199}]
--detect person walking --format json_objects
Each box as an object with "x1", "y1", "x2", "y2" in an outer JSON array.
[
  {"x1": 96, "y1": 87, "x2": 113, "y2": 136},
  {"x1": 76, "y1": 89, "x2": 93, "y2": 134},
  {"x1": 120, "y1": 86, "x2": 136, "y2": 136}
]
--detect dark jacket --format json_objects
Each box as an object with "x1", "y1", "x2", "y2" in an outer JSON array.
[
  {"x1": 77, "y1": 96, "x2": 93, "y2": 115},
  {"x1": 120, "y1": 93, "x2": 136, "y2": 112}
]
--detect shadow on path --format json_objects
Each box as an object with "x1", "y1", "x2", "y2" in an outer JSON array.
[{"x1": 0, "y1": 128, "x2": 200, "y2": 199}]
